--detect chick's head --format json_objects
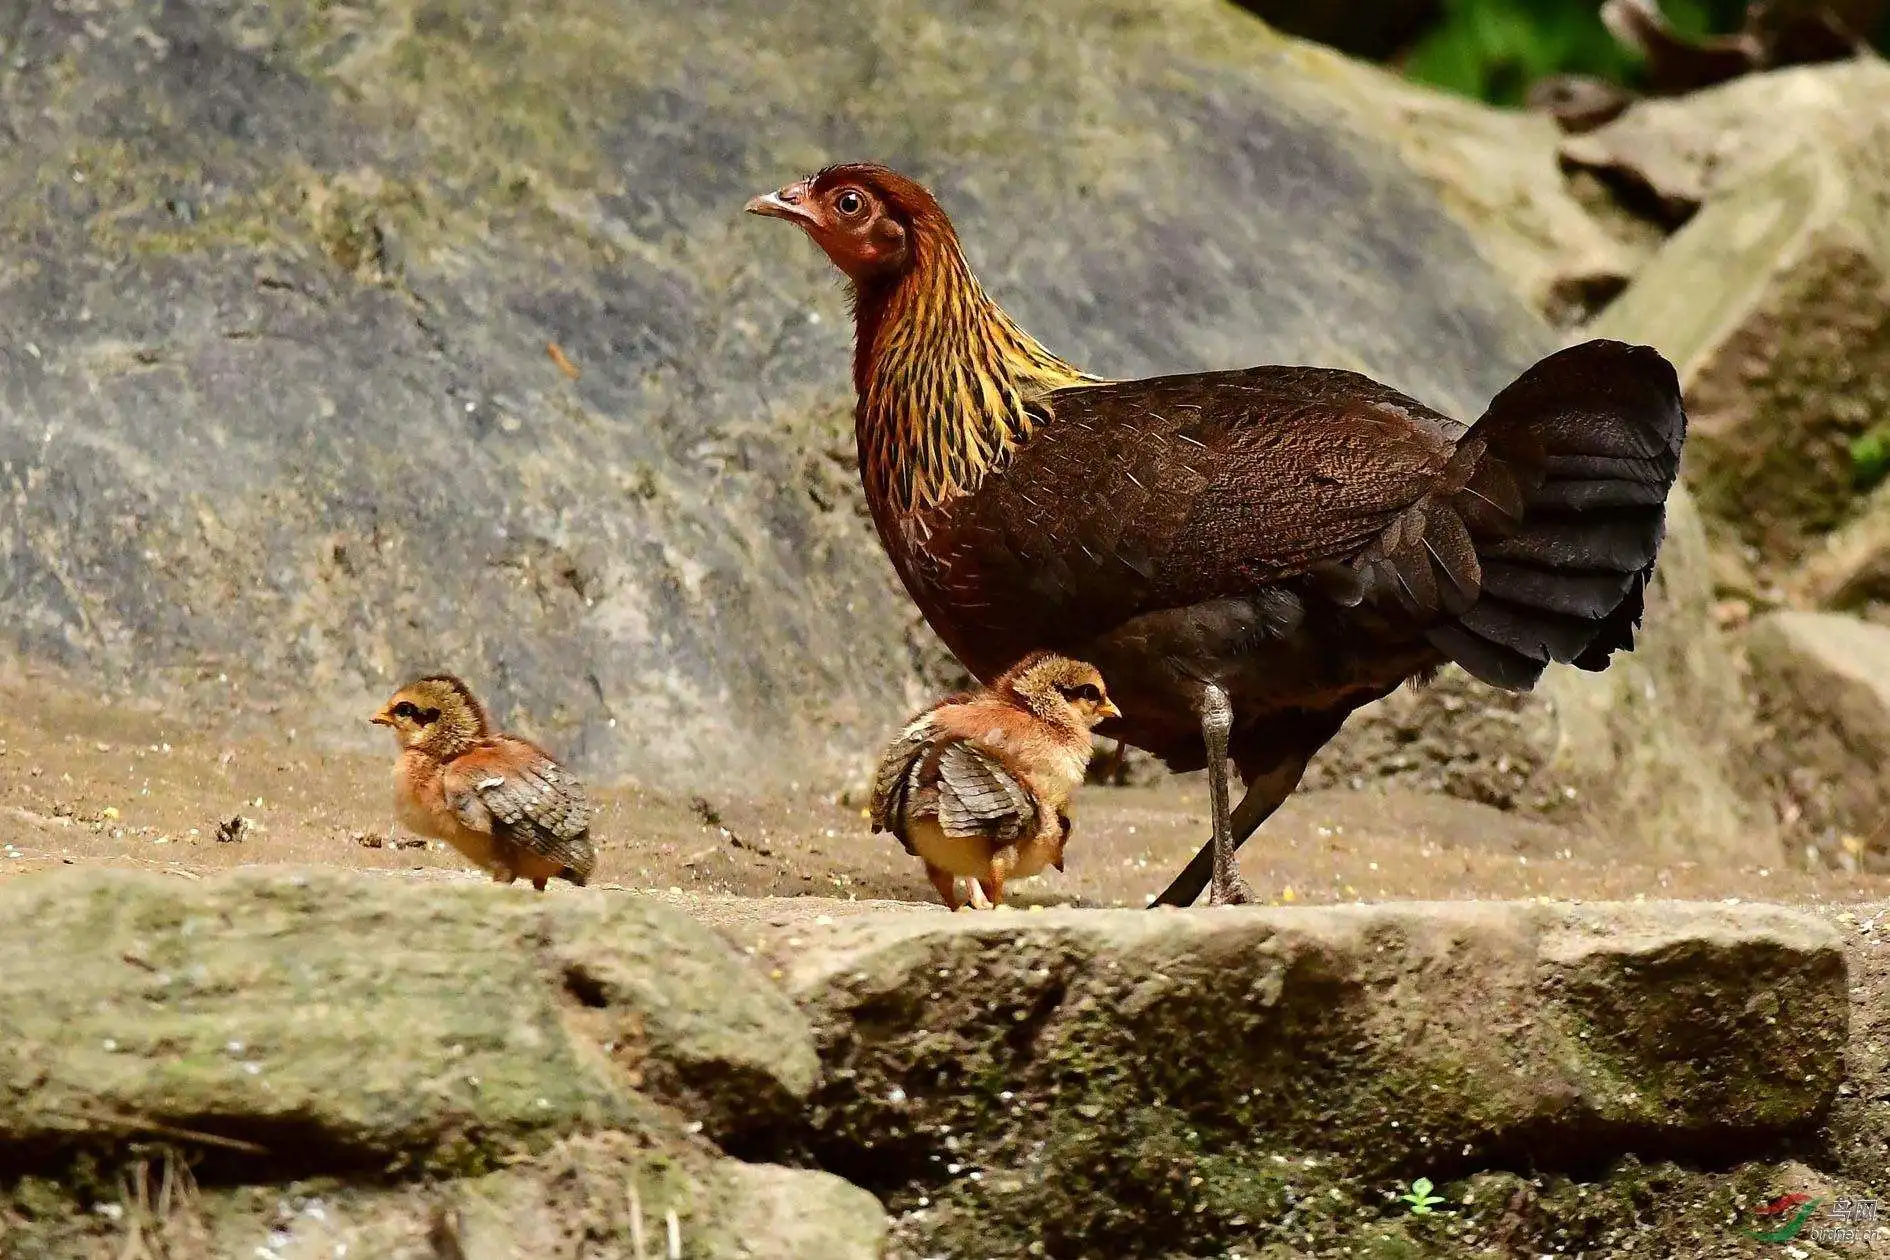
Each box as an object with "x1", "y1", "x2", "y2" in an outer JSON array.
[
  {"x1": 1002, "y1": 653, "x2": 1120, "y2": 733},
  {"x1": 370, "y1": 674, "x2": 489, "y2": 758}
]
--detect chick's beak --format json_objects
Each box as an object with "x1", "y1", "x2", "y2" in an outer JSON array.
[
  {"x1": 369, "y1": 711, "x2": 393, "y2": 727},
  {"x1": 1099, "y1": 699, "x2": 1123, "y2": 720},
  {"x1": 745, "y1": 182, "x2": 817, "y2": 225}
]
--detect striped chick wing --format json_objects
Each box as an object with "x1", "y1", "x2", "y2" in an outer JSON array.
[
  {"x1": 442, "y1": 739, "x2": 596, "y2": 883},
  {"x1": 932, "y1": 741, "x2": 1037, "y2": 843},
  {"x1": 870, "y1": 712, "x2": 1039, "y2": 853},
  {"x1": 870, "y1": 711, "x2": 944, "y2": 855}
]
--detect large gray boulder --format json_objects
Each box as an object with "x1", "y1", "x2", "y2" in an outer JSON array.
[
  {"x1": 1232, "y1": 0, "x2": 1440, "y2": 59},
  {"x1": 0, "y1": 0, "x2": 1556, "y2": 788}
]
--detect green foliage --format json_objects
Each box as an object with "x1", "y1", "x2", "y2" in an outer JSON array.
[
  {"x1": 1402, "y1": 0, "x2": 1753, "y2": 104},
  {"x1": 1396, "y1": 1176, "x2": 1447, "y2": 1215},
  {"x1": 1851, "y1": 430, "x2": 1890, "y2": 492}
]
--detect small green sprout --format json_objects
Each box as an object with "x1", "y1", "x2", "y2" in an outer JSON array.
[{"x1": 1398, "y1": 1177, "x2": 1447, "y2": 1216}]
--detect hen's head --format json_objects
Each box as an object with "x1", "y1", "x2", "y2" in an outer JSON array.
[
  {"x1": 370, "y1": 674, "x2": 490, "y2": 758},
  {"x1": 999, "y1": 653, "x2": 1121, "y2": 733},
  {"x1": 745, "y1": 163, "x2": 952, "y2": 284}
]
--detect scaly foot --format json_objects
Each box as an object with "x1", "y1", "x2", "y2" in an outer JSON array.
[{"x1": 1207, "y1": 873, "x2": 1256, "y2": 907}]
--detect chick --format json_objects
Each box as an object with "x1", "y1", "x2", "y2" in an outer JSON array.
[
  {"x1": 871, "y1": 652, "x2": 1119, "y2": 909},
  {"x1": 370, "y1": 675, "x2": 596, "y2": 890}
]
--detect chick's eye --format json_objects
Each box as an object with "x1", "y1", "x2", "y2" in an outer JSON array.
[
  {"x1": 1078, "y1": 684, "x2": 1102, "y2": 703},
  {"x1": 834, "y1": 189, "x2": 864, "y2": 217},
  {"x1": 391, "y1": 701, "x2": 418, "y2": 719}
]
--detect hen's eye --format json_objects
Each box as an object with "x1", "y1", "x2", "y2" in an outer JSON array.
[{"x1": 834, "y1": 190, "x2": 864, "y2": 217}]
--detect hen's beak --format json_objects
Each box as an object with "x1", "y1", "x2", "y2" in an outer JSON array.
[{"x1": 745, "y1": 182, "x2": 817, "y2": 225}]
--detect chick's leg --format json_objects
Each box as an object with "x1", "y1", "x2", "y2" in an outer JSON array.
[
  {"x1": 925, "y1": 863, "x2": 962, "y2": 911},
  {"x1": 1199, "y1": 684, "x2": 1253, "y2": 907},
  {"x1": 978, "y1": 849, "x2": 1016, "y2": 909}
]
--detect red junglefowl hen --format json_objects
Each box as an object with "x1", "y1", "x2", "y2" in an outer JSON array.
[
  {"x1": 872, "y1": 652, "x2": 1118, "y2": 909},
  {"x1": 371, "y1": 675, "x2": 596, "y2": 890},
  {"x1": 748, "y1": 164, "x2": 1686, "y2": 908}
]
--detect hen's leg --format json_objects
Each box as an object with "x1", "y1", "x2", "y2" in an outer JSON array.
[
  {"x1": 1199, "y1": 684, "x2": 1254, "y2": 907},
  {"x1": 1152, "y1": 711, "x2": 1349, "y2": 909},
  {"x1": 1160, "y1": 766, "x2": 1290, "y2": 908}
]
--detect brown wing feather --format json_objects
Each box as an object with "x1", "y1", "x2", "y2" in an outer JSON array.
[
  {"x1": 908, "y1": 366, "x2": 1480, "y2": 669},
  {"x1": 870, "y1": 711, "x2": 942, "y2": 854},
  {"x1": 933, "y1": 742, "x2": 1035, "y2": 841},
  {"x1": 443, "y1": 740, "x2": 596, "y2": 880},
  {"x1": 870, "y1": 709, "x2": 1038, "y2": 851}
]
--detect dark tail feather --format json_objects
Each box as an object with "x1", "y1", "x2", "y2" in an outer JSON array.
[{"x1": 1426, "y1": 339, "x2": 1685, "y2": 691}]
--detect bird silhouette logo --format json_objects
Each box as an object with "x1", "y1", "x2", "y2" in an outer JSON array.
[{"x1": 1745, "y1": 1193, "x2": 1821, "y2": 1242}]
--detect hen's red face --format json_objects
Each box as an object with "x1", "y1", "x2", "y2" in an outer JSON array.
[{"x1": 746, "y1": 174, "x2": 911, "y2": 283}]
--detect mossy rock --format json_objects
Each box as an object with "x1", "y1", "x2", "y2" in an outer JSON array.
[
  {"x1": 0, "y1": 868, "x2": 816, "y2": 1175},
  {"x1": 781, "y1": 901, "x2": 1845, "y2": 1256},
  {"x1": 0, "y1": 1133, "x2": 888, "y2": 1259}
]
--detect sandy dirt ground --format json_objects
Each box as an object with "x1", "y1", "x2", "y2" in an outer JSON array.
[{"x1": 6, "y1": 664, "x2": 1889, "y2": 919}]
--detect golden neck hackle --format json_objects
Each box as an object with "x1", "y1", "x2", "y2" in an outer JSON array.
[{"x1": 852, "y1": 222, "x2": 1099, "y2": 514}]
